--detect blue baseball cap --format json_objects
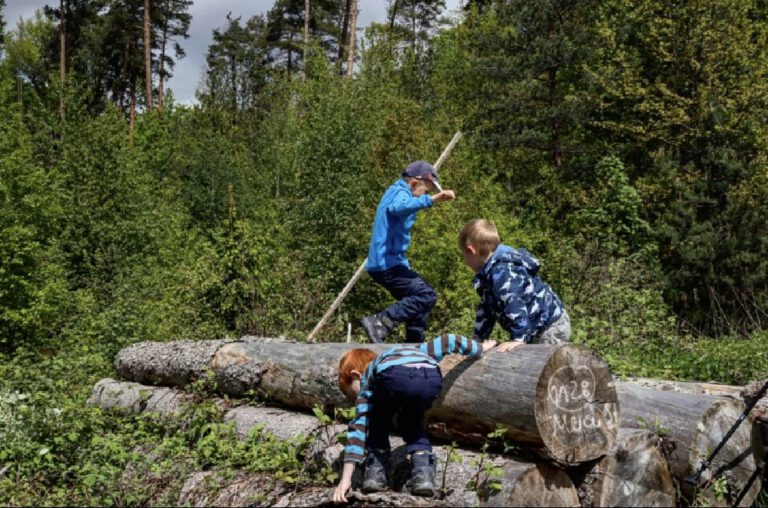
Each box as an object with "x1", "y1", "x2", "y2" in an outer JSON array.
[{"x1": 402, "y1": 161, "x2": 443, "y2": 192}]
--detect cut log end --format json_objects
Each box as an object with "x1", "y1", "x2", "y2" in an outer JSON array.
[
  {"x1": 481, "y1": 462, "x2": 579, "y2": 507},
  {"x1": 535, "y1": 344, "x2": 619, "y2": 465},
  {"x1": 575, "y1": 429, "x2": 676, "y2": 508},
  {"x1": 689, "y1": 398, "x2": 761, "y2": 507}
]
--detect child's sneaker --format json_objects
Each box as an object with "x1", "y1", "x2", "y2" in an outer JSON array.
[
  {"x1": 360, "y1": 314, "x2": 395, "y2": 344},
  {"x1": 407, "y1": 451, "x2": 436, "y2": 497},
  {"x1": 362, "y1": 448, "x2": 390, "y2": 492}
]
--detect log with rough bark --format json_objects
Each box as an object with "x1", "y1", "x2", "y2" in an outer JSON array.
[
  {"x1": 114, "y1": 338, "x2": 619, "y2": 465},
  {"x1": 616, "y1": 381, "x2": 760, "y2": 507},
  {"x1": 621, "y1": 376, "x2": 743, "y2": 397},
  {"x1": 572, "y1": 429, "x2": 675, "y2": 507},
  {"x1": 90, "y1": 378, "x2": 580, "y2": 507}
]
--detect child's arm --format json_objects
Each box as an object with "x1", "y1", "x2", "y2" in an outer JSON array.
[
  {"x1": 473, "y1": 300, "x2": 497, "y2": 341},
  {"x1": 343, "y1": 374, "x2": 374, "y2": 464},
  {"x1": 335, "y1": 366, "x2": 375, "y2": 502},
  {"x1": 386, "y1": 189, "x2": 433, "y2": 217},
  {"x1": 421, "y1": 334, "x2": 491, "y2": 362}
]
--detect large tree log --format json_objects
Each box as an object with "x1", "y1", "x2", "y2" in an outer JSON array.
[
  {"x1": 115, "y1": 338, "x2": 619, "y2": 465},
  {"x1": 90, "y1": 378, "x2": 579, "y2": 507},
  {"x1": 616, "y1": 381, "x2": 759, "y2": 507},
  {"x1": 621, "y1": 376, "x2": 743, "y2": 397},
  {"x1": 572, "y1": 429, "x2": 676, "y2": 507}
]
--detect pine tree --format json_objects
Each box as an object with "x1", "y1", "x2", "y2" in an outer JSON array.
[
  {"x1": 155, "y1": 0, "x2": 191, "y2": 110},
  {"x1": 466, "y1": 0, "x2": 603, "y2": 173},
  {"x1": 0, "y1": 0, "x2": 6, "y2": 55},
  {"x1": 265, "y1": 0, "x2": 347, "y2": 78},
  {"x1": 389, "y1": 0, "x2": 446, "y2": 52},
  {"x1": 199, "y1": 14, "x2": 269, "y2": 111}
]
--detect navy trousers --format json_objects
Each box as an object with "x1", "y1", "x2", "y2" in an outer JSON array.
[
  {"x1": 369, "y1": 265, "x2": 437, "y2": 343},
  {"x1": 367, "y1": 364, "x2": 443, "y2": 455}
]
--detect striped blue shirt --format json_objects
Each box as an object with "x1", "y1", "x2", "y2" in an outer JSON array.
[{"x1": 343, "y1": 334, "x2": 483, "y2": 463}]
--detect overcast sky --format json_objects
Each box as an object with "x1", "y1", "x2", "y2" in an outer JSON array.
[{"x1": 5, "y1": 0, "x2": 462, "y2": 105}]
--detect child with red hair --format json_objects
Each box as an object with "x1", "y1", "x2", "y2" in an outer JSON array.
[{"x1": 332, "y1": 334, "x2": 496, "y2": 503}]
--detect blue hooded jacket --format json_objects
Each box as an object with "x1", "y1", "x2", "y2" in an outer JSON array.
[
  {"x1": 366, "y1": 179, "x2": 433, "y2": 272},
  {"x1": 472, "y1": 244, "x2": 564, "y2": 343}
]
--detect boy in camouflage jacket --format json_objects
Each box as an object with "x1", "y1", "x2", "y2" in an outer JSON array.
[{"x1": 459, "y1": 219, "x2": 570, "y2": 351}]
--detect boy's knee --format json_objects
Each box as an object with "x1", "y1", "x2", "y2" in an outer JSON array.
[{"x1": 421, "y1": 287, "x2": 437, "y2": 310}]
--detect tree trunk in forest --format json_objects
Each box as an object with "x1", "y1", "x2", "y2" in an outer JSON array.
[
  {"x1": 302, "y1": 0, "x2": 309, "y2": 82},
  {"x1": 288, "y1": 33, "x2": 293, "y2": 80},
  {"x1": 129, "y1": 79, "x2": 136, "y2": 145},
  {"x1": 388, "y1": 0, "x2": 399, "y2": 35},
  {"x1": 143, "y1": 0, "x2": 152, "y2": 111},
  {"x1": 114, "y1": 338, "x2": 619, "y2": 465},
  {"x1": 346, "y1": 0, "x2": 358, "y2": 76},
  {"x1": 89, "y1": 378, "x2": 580, "y2": 507},
  {"x1": 158, "y1": 18, "x2": 167, "y2": 111},
  {"x1": 615, "y1": 381, "x2": 760, "y2": 507},
  {"x1": 571, "y1": 429, "x2": 675, "y2": 507},
  {"x1": 59, "y1": 0, "x2": 66, "y2": 121},
  {"x1": 338, "y1": 0, "x2": 351, "y2": 65}
]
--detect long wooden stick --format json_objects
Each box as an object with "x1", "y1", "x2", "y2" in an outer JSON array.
[{"x1": 306, "y1": 131, "x2": 463, "y2": 342}]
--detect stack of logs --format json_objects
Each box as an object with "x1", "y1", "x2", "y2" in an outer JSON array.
[{"x1": 87, "y1": 337, "x2": 763, "y2": 507}]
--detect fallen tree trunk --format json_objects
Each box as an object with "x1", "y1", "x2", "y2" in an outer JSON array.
[
  {"x1": 572, "y1": 429, "x2": 676, "y2": 507},
  {"x1": 620, "y1": 376, "x2": 743, "y2": 397},
  {"x1": 89, "y1": 378, "x2": 580, "y2": 507},
  {"x1": 114, "y1": 338, "x2": 619, "y2": 465},
  {"x1": 615, "y1": 381, "x2": 760, "y2": 507}
]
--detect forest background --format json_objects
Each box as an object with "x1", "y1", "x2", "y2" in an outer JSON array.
[{"x1": 1, "y1": 0, "x2": 767, "y2": 504}]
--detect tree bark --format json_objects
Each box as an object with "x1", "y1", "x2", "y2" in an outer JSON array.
[
  {"x1": 90, "y1": 378, "x2": 580, "y2": 507},
  {"x1": 158, "y1": 16, "x2": 167, "y2": 111},
  {"x1": 571, "y1": 429, "x2": 675, "y2": 507},
  {"x1": 114, "y1": 338, "x2": 619, "y2": 465},
  {"x1": 620, "y1": 376, "x2": 743, "y2": 397},
  {"x1": 143, "y1": 0, "x2": 152, "y2": 111},
  {"x1": 129, "y1": 79, "x2": 136, "y2": 145},
  {"x1": 346, "y1": 0, "x2": 358, "y2": 77},
  {"x1": 338, "y1": 0, "x2": 351, "y2": 65},
  {"x1": 59, "y1": 0, "x2": 66, "y2": 121},
  {"x1": 615, "y1": 381, "x2": 760, "y2": 507},
  {"x1": 302, "y1": 0, "x2": 310, "y2": 82}
]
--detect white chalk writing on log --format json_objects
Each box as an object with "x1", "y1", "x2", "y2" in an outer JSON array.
[
  {"x1": 552, "y1": 403, "x2": 619, "y2": 437},
  {"x1": 547, "y1": 366, "x2": 596, "y2": 412}
]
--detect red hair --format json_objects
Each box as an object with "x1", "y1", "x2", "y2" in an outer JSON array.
[{"x1": 338, "y1": 348, "x2": 377, "y2": 392}]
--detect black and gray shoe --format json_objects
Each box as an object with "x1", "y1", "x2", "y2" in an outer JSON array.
[
  {"x1": 360, "y1": 313, "x2": 396, "y2": 344},
  {"x1": 362, "y1": 448, "x2": 391, "y2": 493},
  {"x1": 407, "y1": 451, "x2": 436, "y2": 497}
]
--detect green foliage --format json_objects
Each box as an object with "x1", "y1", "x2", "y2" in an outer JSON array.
[
  {"x1": 570, "y1": 155, "x2": 649, "y2": 255},
  {"x1": 0, "y1": 79, "x2": 68, "y2": 352}
]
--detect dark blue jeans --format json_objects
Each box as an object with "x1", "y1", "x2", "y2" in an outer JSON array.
[
  {"x1": 367, "y1": 364, "x2": 443, "y2": 455},
  {"x1": 369, "y1": 265, "x2": 437, "y2": 343}
]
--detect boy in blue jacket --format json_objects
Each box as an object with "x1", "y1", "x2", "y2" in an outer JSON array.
[
  {"x1": 361, "y1": 161, "x2": 455, "y2": 344},
  {"x1": 333, "y1": 334, "x2": 496, "y2": 503},
  {"x1": 459, "y1": 219, "x2": 570, "y2": 350}
]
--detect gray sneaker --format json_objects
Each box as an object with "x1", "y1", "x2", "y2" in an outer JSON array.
[
  {"x1": 407, "y1": 451, "x2": 436, "y2": 497},
  {"x1": 362, "y1": 449, "x2": 390, "y2": 492},
  {"x1": 360, "y1": 314, "x2": 395, "y2": 344}
]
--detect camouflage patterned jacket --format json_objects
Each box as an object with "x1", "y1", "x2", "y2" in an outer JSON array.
[{"x1": 472, "y1": 244, "x2": 564, "y2": 343}]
